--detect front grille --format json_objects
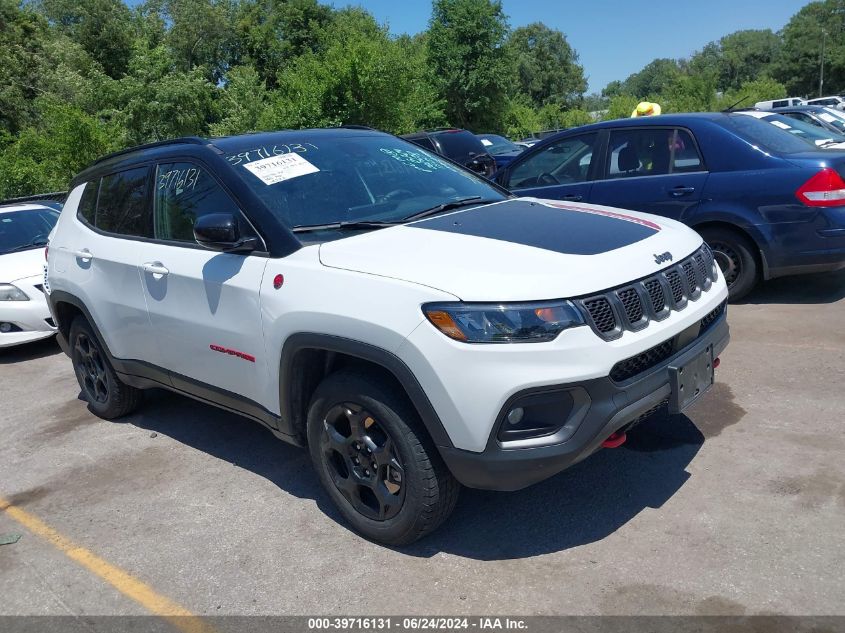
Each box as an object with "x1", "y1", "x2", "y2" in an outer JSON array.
[
  {"x1": 610, "y1": 339, "x2": 674, "y2": 382},
  {"x1": 609, "y1": 299, "x2": 727, "y2": 383},
  {"x1": 583, "y1": 297, "x2": 617, "y2": 334},
  {"x1": 643, "y1": 278, "x2": 666, "y2": 314},
  {"x1": 575, "y1": 244, "x2": 716, "y2": 341},
  {"x1": 700, "y1": 300, "x2": 727, "y2": 332},
  {"x1": 617, "y1": 288, "x2": 644, "y2": 324}
]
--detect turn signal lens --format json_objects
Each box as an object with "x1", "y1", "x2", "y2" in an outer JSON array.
[
  {"x1": 425, "y1": 310, "x2": 468, "y2": 341},
  {"x1": 424, "y1": 300, "x2": 584, "y2": 344}
]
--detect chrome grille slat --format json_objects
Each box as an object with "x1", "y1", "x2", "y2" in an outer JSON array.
[{"x1": 576, "y1": 245, "x2": 716, "y2": 341}]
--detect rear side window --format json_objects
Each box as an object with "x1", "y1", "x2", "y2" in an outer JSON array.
[
  {"x1": 408, "y1": 135, "x2": 437, "y2": 152},
  {"x1": 724, "y1": 114, "x2": 811, "y2": 154},
  {"x1": 671, "y1": 130, "x2": 704, "y2": 172},
  {"x1": 96, "y1": 167, "x2": 152, "y2": 237},
  {"x1": 773, "y1": 100, "x2": 788, "y2": 108},
  {"x1": 607, "y1": 129, "x2": 674, "y2": 177},
  {"x1": 78, "y1": 181, "x2": 98, "y2": 225},
  {"x1": 154, "y1": 162, "x2": 244, "y2": 242}
]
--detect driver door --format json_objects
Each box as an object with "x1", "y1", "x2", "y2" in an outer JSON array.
[{"x1": 499, "y1": 132, "x2": 599, "y2": 202}]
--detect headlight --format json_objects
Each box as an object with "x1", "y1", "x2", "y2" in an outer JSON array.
[
  {"x1": 423, "y1": 300, "x2": 585, "y2": 343},
  {"x1": 0, "y1": 284, "x2": 29, "y2": 301}
]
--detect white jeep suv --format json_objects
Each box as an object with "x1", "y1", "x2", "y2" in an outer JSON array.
[{"x1": 46, "y1": 129, "x2": 729, "y2": 544}]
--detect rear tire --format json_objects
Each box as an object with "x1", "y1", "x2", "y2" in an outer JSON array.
[
  {"x1": 306, "y1": 369, "x2": 459, "y2": 545},
  {"x1": 69, "y1": 317, "x2": 143, "y2": 419},
  {"x1": 700, "y1": 226, "x2": 758, "y2": 302}
]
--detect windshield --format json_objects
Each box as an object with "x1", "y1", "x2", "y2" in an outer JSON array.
[
  {"x1": 478, "y1": 134, "x2": 520, "y2": 155},
  {"x1": 758, "y1": 113, "x2": 845, "y2": 145},
  {"x1": 725, "y1": 114, "x2": 828, "y2": 154},
  {"x1": 0, "y1": 208, "x2": 59, "y2": 255},
  {"x1": 225, "y1": 134, "x2": 507, "y2": 230}
]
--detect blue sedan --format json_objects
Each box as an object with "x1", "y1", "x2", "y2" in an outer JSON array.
[{"x1": 494, "y1": 112, "x2": 845, "y2": 300}]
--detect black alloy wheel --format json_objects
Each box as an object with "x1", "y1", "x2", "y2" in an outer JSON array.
[
  {"x1": 320, "y1": 403, "x2": 405, "y2": 521},
  {"x1": 74, "y1": 332, "x2": 109, "y2": 404}
]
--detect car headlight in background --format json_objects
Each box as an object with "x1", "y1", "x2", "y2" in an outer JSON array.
[
  {"x1": 0, "y1": 284, "x2": 29, "y2": 301},
  {"x1": 423, "y1": 300, "x2": 584, "y2": 343}
]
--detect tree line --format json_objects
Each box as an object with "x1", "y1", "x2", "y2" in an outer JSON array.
[{"x1": 0, "y1": 0, "x2": 842, "y2": 199}]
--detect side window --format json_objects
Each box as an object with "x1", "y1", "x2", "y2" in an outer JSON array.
[
  {"x1": 507, "y1": 133, "x2": 597, "y2": 189},
  {"x1": 671, "y1": 129, "x2": 705, "y2": 173},
  {"x1": 154, "y1": 162, "x2": 245, "y2": 242},
  {"x1": 78, "y1": 180, "x2": 98, "y2": 225},
  {"x1": 411, "y1": 136, "x2": 437, "y2": 152},
  {"x1": 773, "y1": 100, "x2": 787, "y2": 108},
  {"x1": 96, "y1": 167, "x2": 152, "y2": 237},
  {"x1": 607, "y1": 129, "x2": 673, "y2": 178}
]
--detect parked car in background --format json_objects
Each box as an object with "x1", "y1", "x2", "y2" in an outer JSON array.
[
  {"x1": 805, "y1": 96, "x2": 845, "y2": 111},
  {"x1": 45, "y1": 128, "x2": 729, "y2": 544},
  {"x1": 770, "y1": 105, "x2": 845, "y2": 136},
  {"x1": 0, "y1": 203, "x2": 60, "y2": 348},
  {"x1": 494, "y1": 112, "x2": 845, "y2": 300},
  {"x1": 754, "y1": 97, "x2": 805, "y2": 109},
  {"x1": 401, "y1": 129, "x2": 496, "y2": 178},
  {"x1": 476, "y1": 133, "x2": 524, "y2": 169},
  {"x1": 736, "y1": 110, "x2": 845, "y2": 149}
]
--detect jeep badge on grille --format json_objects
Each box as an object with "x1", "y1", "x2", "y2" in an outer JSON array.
[{"x1": 654, "y1": 252, "x2": 673, "y2": 265}]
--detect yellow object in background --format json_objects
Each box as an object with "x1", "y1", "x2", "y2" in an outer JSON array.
[{"x1": 631, "y1": 101, "x2": 662, "y2": 117}]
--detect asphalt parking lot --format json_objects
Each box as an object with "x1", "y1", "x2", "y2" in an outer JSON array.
[{"x1": 1, "y1": 271, "x2": 844, "y2": 618}]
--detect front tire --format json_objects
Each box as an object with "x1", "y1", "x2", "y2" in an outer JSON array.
[
  {"x1": 306, "y1": 369, "x2": 459, "y2": 545},
  {"x1": 700, "y1": 226, "x2": 759, "y2": 302},
  {"x1": 69, "y1": 317, "x2": 143, "y2": 419}
]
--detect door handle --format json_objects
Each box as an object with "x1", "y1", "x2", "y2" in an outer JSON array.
[
  {"x1": 142, "y1": 262, "x2": 169, "y2": 277},
  {"x1": 73, "y1": 249, "x2": 93, "y2": 261},
  {"x1": 561, "y1": 194, "x2": 583, "y2": 201},
  {"x1": 669, "y1": 186, "x2": 696, "y2": 197}
]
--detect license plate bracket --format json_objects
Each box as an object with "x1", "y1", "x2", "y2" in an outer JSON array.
[{"x1": 668, "y1": 344, "x2": 714, "y2": 414}]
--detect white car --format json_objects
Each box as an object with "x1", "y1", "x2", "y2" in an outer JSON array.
[
  {"x1": 0, "y1": 203, "x2": 60, "y2": 348},
  {"x1": 805, "y1": 96, "x2": 845, "y2": 111},
  {"x1": 46, "y1": 129, "x2": 729, "y2": 544},
  {"x1": 738, "y1": 110, "x2": 845, "y2": 149}
]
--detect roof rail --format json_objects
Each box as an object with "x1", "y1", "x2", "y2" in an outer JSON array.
[
  {"x1": 338, "y1": 124, "x2": 375, "y2": 130},
  {"x1": 91, "y1": 137, "x2": 211, "y2": 166},
  {"x1": 0, "y1": 191, "x2": 68, "y2": 206}
]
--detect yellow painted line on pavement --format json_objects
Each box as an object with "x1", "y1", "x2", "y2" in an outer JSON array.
[{"x1": 0, "y1": 495, "x2": 217, "y2": 633}]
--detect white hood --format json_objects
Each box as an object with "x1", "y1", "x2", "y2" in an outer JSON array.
[
  {"x1": 0, "y1": 248, "x2": 46, "y2": 284},
  {"x1": 319, "y1": 198, "x2": 703, "y2": 301}
]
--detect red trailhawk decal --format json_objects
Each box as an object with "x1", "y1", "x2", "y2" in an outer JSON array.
[
  {"x1": 210, "y1": 344, "x2": 256, "y2": 363},
  {"x1": 541, "y1": 201, "x2": 663, "y2": 231}
]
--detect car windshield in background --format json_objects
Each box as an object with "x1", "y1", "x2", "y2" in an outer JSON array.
[
  {"x1": 725, "y1": 114, "x2": 821, "y2": 154},
  {"x1": 225, "y1": 135, "x2": 507, "y2": 230},
  {"x1": 478, "y1": 134, "x2": 520, "y2": 155},
  {"x1": 0, "y1": 208, "x2": 59, "y2": 254}
]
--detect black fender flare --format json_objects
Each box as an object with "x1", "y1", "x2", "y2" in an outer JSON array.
[{"x1": 278, "y1": 333, "x2": 454, "y2": 449}]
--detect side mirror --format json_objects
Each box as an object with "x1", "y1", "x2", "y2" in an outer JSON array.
[{"x1": 193, "y1": 213, "x2": 259, "y2": 253}]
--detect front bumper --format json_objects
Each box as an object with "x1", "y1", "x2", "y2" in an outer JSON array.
[
  {"x1": 0, "y1": 276, "x2": 56, "y2": 349},
  {"x1": 439, "y1": 314, "x2": 730, "y2": 491}
]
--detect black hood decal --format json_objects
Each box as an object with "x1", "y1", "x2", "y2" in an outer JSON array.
[{"x1": 410, "y1": 199, "x2": 661, "y2": 256}]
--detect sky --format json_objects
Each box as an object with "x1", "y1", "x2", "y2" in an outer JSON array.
[{"x1": 329, "y1": 0, "x2": 812, "y2": 93}]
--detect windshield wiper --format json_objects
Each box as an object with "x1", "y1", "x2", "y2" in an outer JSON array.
[
  {"x1": 292, "y1": 220, "x2": 402, "y2": 233},
  {"x1": 402, "y1": 196, "x2": 501, "y2": 222},
  {"x1": 6, "y1": 239, "x2": 48, "y2": 253}
]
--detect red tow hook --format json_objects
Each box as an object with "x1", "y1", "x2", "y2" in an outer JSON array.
[
  {"x1": 713, "y1": 357, "x2": 721, "y2": 369},
  {"x1": 602, "y1": 431, "x2": 627, "y2": 448}
]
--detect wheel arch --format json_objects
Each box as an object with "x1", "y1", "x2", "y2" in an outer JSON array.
[
  {"x1": 690, "y1": 219, "x2": 771, "y2": 280},
  {"x1": 279, "y1": 333, "x2": 454, "y2": 450}
]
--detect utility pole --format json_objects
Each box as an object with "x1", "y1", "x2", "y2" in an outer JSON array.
[{"x1": 819, "y1": 29, "x2": 827, "y2": 97}]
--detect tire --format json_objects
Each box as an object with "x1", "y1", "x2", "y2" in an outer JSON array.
[
  {"x1": 306, "y1": 369, "x2": 460, "y2": 545},
  {"x1": 69, "y1": 316, "x2": 143, "y2": 419},
  {"x1": 700, "y1": 226, "x2": 759, "y2": 302}
]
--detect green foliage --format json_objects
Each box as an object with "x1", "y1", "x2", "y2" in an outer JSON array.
[
  {"x1": 0, "y1": 0, "x2": 839, "y2": 200},
  {"x1": 508, "y1": 22, "x2": 586, "y2": 108},
  {"x1": 602, "y1": 94, "x2": 639, "y2": 121},
  {"x1": 774, "y1": 0, "x2": 845, "y2": 96},
  {"x1": 0, "y1": 100, "x2": 120, "y2": 198},
  {"x1": 427, "y1": 0, "x2": 513, "y2": 132}
]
